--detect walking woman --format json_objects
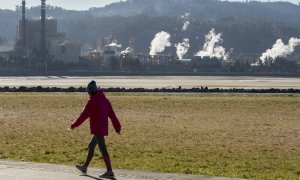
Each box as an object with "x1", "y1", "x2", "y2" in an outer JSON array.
[{"x1": 70, "y1": 80, "x2": 121, "y2": 178}]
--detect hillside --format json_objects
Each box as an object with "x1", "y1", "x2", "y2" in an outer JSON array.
[
  {"x1": 89, "y1": 0, "x2": 300, "y2": 22},
  {"x1": 1, "y1": 0, "x2": 300, "y2": 55}
]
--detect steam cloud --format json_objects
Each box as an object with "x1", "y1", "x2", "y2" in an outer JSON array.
[
  {"x1": 195, "y1": 28, "x2": 230, "y2": 61},
  {"x1": 107, "y1": 42, "x2": 122, "y2": 48},
  {"x1": 182, "y1": 21, "x2": 190, "y2": 32},
  {"x1": 176, "y1": 38, "x2": 190, "y2": 60},
  {"x1": 181, "y1": 12, "x2": 190, "y2": 32},
  {"x1": 181, "y1": 12, "x2": 190, "y2": 19},
  {"x1": 149, "y1": 31, "x2": 171, "y2": 56},
  {"x1": 120, "y1": 47, "x2": 133, "y2": 54},
  {"x1": 260, "y1": 37, "x2": 300, "y2": 63},
  {"x1": 0, "y1": 44, "x2": 14, "y2": 52}
]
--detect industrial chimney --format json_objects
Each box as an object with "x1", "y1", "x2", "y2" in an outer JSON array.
[
  {"x1": 22, "y1": 0, "x2": 27, "y2": 53},
  {"x1": 40, "y1": 0, "x2": 46, "y2": 59}
]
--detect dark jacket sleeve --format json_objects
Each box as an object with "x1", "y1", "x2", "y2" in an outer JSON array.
[
  {"x1": 71, "y1": 98, "x2": 95, "y2": 129},
  {"x1": 108, "y1": 100, "x2": 121, "y2": 133}
]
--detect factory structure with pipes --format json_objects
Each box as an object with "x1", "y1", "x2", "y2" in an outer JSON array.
[
  {"x1": 13, "y1": 0, "x2": 142, "y2": 69},
  {"x1": 15, "y1": 0, "x2": 81, "y2": 64}
]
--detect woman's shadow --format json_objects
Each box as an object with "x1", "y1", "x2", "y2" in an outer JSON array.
[{"x1": 80, "y1": 174, "x2": 117, "y2": 180}]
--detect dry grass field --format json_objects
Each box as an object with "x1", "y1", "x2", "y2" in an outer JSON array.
[{"x1": 0, "y1": 93, "x2": 299, "y2": 179}]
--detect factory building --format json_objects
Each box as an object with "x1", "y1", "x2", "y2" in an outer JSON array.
[
  {"x1": 96, "y1": 35, "x2": 116, "y2": 53},
  {"x1": 15, "y1": 0, "x2": 80, "y2": 63},
  {"x1": 102, "y1": 44, "x2": 120, "y2": 67},
  {"x1": 16, "y1": 19, "x2": 65, "y2": 55},
  {"x1": 49, "y1": 41, "x2": 81, "y2": 63},
  {"x1": 191, "y1": 56, "x2": 222, "y2": 71}
]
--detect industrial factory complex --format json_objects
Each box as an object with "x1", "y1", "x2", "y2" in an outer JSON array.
[
  {"x1": 5, "y1": 0, "x2": 191, "y2": 73},
  {"x1": 0, "y1": 0, "x2": 299, "y2": 75}
]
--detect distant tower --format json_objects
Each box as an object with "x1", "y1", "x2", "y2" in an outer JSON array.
[
  {"x1": 129, "y1": 37, "x2": 135, "y2": 54},
  {"x1": 21, "y1": 0, "x2": 27, "y2": 54},
  {"x1": 41, "y1": 0, "x2": 46, "y2": 59}
]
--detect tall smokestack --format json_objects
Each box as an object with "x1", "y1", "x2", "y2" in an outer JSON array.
[
  {"x1": 41, "y1": 0, "x2": 46, "y2": 59},
  {"x1": 22, "y1": 0, "x2": 27, "y2": 53}
]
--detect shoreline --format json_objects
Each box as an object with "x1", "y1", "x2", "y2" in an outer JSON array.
[{"x1": 0, "y1": 86, "x2": 299, "y2": 93}]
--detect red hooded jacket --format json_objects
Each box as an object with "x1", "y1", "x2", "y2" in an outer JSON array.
[{"x1": 71, "y1": 90, "x2": 121, "y2": 136}]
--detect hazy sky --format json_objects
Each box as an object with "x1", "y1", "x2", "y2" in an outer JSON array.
[
  {"x1": 1, "y1": 0, "x2": 299, "y2": 10},
  {"x1": 1, "y1": 0, "x2": 125, "y2": 10}
]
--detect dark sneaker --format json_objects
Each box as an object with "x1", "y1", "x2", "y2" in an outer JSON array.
[
  {"x1": 75, "y1": 164, "x2": 87, "y2": 174},
  {"x1": 99, "y1": 171, "x2": 114, "y2": 178}
]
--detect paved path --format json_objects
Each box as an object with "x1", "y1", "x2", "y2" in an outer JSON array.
[{"x1": 0, "y1": 160, "x2": 243, "y2": 180}]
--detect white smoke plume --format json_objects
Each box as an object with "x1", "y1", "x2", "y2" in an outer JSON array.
[
  {"x1": 0, "y1": 44, "x2": 14, "y2": 52},
  {"x1": 176, "y1": 38, "x2": 190, "y2": 60},
  {"x1": 149, "y1": 31, "x2": 171, "y2": 56},
  {"x1": 195, "y1": 28, "x2": 231, "y2": 61},
  {"x1": 260, "y1": 38, "x2": 300, "y2": 63},
  {"x1": 182, "y1": 21, "x2": 190, "y2": 32},
  {"x1": 181, "y1": 12, "x2": 190, "y2": 19},
  {"x1": 120, "y1": 47, "x2": 133, "y2": 54},
  {"x1": 181, "y1": 12, "x2": 190, "y2": 32},
  {"x1": 107, "y1": 42, "x2": 122, "y2": 48}
]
